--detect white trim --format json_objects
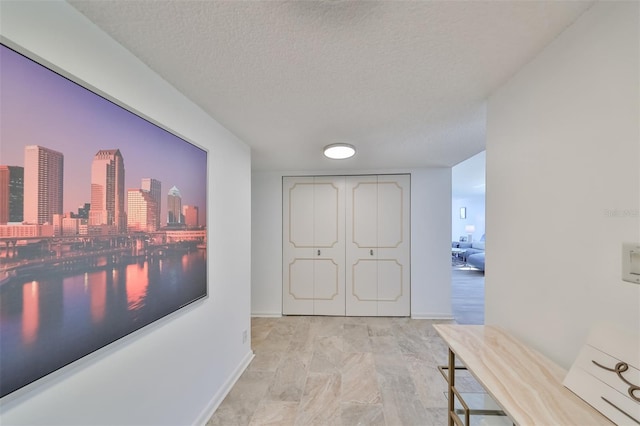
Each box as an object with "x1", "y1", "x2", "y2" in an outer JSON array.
[
  {"x1": 254, "y1": 312, "x2": 454, "y2": 320},
  {"x1": 411, "y1": 313, "x2": 454, "y2": 320},
  {"x1": 193, "y1": 350, "x2": 255, "y2": 426},
  {"x1": 253, "y1": 312, "x2": 454, "y2": 320},
  {"x1": 251, "y1": 312, "x2": 283, "y2": 318}
]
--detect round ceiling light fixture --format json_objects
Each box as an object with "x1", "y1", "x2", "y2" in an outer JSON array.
[{"x1": 323, "y1": 143, "x2": 356, "y2": 160}]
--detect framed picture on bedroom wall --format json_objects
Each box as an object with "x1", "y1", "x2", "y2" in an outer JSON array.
[{"x1": 0, "y1": 42, "x2": 208, "y2": 398}]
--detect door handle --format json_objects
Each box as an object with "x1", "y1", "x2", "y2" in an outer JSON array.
[
  {"x1": 370, "y1": 249, "x2": 374, "y2": 256},
  {"x1": 317, "y1": 249, "x2": 321, "y2": 256}
]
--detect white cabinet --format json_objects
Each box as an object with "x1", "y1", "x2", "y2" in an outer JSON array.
[{"x1": 283, "y1": 174, "x2": 410, "y2": 316}]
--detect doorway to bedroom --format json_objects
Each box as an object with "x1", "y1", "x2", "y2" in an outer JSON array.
[{"x1": 451, "y1": 151, "x2": 485, "y2": 325}]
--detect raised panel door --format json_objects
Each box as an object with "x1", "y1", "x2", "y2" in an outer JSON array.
[
  {"x1": 377, "y1": 175, "x2": 410, "y2": 316},
  {"x1": 346, "y1": 176, "x2": 378, "y2": 316},
  {"x1": 345, "y1": 175, "x2": 410, "y2": 316},
  {"x1": 312, "y1": 176, "x2": 345, "y2": 315},
  {"x1": 376, "y1": 180, "x2": 404, "y2": 248},
  {"x1": 285, "y1": 257, "x2": 315, "y2": 314},
  {"x1": 283, "y1": 176, "x2": 345, "y2": 315},
  {"x1": 284, "y1": 174, "x2": 409, "y2": 317}
]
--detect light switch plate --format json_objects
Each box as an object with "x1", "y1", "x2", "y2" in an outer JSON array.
[{"x1": 622, "y1": 242, "x2": 640, "y2": 284}]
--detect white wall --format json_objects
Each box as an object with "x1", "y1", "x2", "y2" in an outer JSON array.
[
  {"x1": 452, "y1": 150, "x2": 486, "y2": 243},
  {"x1": 486, "y1": 2, "x2": 640, "y2": 368},
  {"x1": 0, "y1": 2, "x2": 252, "y2": 425},
  {"x1": 251, "y1": 168, "x2": 452, "y2": 319},
  {"x1": 452, "y1": 195, "x2": 485, "y2": 243}
]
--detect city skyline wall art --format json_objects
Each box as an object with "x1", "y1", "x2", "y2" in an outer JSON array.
[{"x1": 0, "y1": 42, "x2": 209, "y2": 398}]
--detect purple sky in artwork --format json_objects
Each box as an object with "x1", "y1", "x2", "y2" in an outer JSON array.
[{"x1": 0, "y1": 44, "x2": 207, "y2": 226}]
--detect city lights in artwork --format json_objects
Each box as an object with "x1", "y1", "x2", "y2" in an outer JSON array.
[{"x1": 0, "y1": 43, "x2": 208, "y2": 398}]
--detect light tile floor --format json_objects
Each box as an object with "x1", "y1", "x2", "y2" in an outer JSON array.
[{"x1": 206, "y1": 316, "x2": 484, "y2": 425}]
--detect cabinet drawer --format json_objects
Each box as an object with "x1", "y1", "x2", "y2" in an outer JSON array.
[
  {"x1": 573, "y1": 344, "x2": 640, "y2": 400},
  {"x1": 564, "y1": 366, "x2": 640, "y2": 425},
  {"x1": 564, "y1": 325, "x2": 640, "y2": 426}
]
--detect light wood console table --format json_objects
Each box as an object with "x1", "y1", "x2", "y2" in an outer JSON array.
[{"x1": 433, "y1": 324, "x2": 614, "y2": 426}]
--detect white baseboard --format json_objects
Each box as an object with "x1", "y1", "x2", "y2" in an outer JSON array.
[
  {"x1": 251, "y1": 312, "x2": 283, "y2": 318},
  {"x1": 411, "y1": 312, "x2": 454, "y2": 320},
  {"x1": 194, "y1": 350, "x2": 255, "y2": 426},
  {"x1": 252, "y1": 312, "x2": 452, "y2": 320}
]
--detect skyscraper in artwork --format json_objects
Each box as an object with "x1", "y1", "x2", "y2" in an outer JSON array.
[
  {"x1": 183, "y1": 205, "x2": 199, "y2": 227},
  {"x1": 0, "y1": 166, "x2": 24, "y2": 224},
  {"x1": 167, "y1": 186, "x2": 182, "y2": 225},
  {"x1": 89, "y1": 149, "x2": 126, "y2": 232},
  {"x1": 127, "y1": 189, "x2": 158, "y2": 232},
  {"x1": 0, "y1": 167, "x2": 8, "y2": 225},
  {"x1": 23, "y1": 145, "x2": 63, "y2": 225},
  {"x1": 141, "y1": 178, "x2": 161, "y2": 231}
]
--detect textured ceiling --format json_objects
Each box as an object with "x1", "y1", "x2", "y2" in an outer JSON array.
[{"x1": 68, "y1": 0, "x2": 593, "y2": 172}]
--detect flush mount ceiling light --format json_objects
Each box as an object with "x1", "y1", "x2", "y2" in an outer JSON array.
[{"x1": 323, "y1": 143, "x2": 356, "y2": 160}]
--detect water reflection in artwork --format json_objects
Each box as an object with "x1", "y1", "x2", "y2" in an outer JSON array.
[{"x1": 0, "y1": 250, "x2": 206, "y2": 397}]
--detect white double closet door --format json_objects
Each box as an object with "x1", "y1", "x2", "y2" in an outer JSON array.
[{"x1": 283, "y1": 175, "x2": 410, "y2": 316}]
